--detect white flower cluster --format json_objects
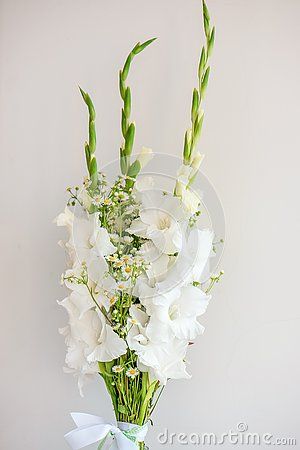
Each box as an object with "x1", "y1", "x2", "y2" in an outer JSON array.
[{"x1": 55, "y1": 173, "x2": 217, "y2": 395}]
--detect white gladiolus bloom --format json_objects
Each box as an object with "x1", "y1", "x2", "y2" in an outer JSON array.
[
  {"x1": 138, "y1": 241, "x2": 170, "y2": 284},
  {"x1": 64, "y1": 257, "x2": 117, "y2": 313},
  {"x1": 72, "y1": 213, "x2": 116, "y2": 262},
  {"x1": 140, "y1": 339, "x2": 191, "y2": 385},
  {"x1": 180, "y1": 187, "x2": 201, "y2": 214},
  {"x1": 136, "y1": 147, "x2": 153, "y2": 168},
  {"x1": 87, "y1": 314, "x2": 127, "y2": 363},
  {"x1": 158, "y1": 228, "x2": 214, "y2": 291},
  {"x1": 127, "y1": 194, "x2": 185, "y2": 254},
  {"x1": 175, "y1": 156, "x2": 204, "y2": 214},
  {"x1": 58, "y1": 296, "x2": 127, "y2": 394},
  {"x1": 54, "y1": 206, "x2": 74, "y2": 229},
  {"x1": 54, "y1": 207, "x2": 76, "y2": 264},
  {"x1": 58, "y1": 297, "x2": 102, "y2": 395},
  {"x1": 127, "y1": 305, "x2": 190, "y2": 384},
  {"x1": 145, "y1": 285, "x2": 210, "y2": 342},
  {"x1": 77, "y1": 188, "x2": 93, "y2": 210}
]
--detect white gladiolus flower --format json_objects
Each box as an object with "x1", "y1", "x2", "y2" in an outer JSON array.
[
  {"x1": 127, "y1": 194, "x2": 184, "y2": 254},
  {"x1": 146, "y1": 285, "x2": 210, "y2": 342},
  {"x1": 54, "y1": 207, "x2": 76, "y2": 264},
  {"x1": 136, "y1": 147, "x2": 153, "y2": 169},
  {"x1": 63, "y1": 257, "x2": 117, "y2": 313},
  {"x1": 58, "y1": 296, "x2": 127, "y2": 394},
  {"x1": 158, "y1": 228, "x2": 214, "y2": 291},
  {"x1": 87, "y1": 315, "x2": 127, "y2": 363},
  {"x1": 127, "y1": 305, "x2": 190, "y2": 384},
  {"x1": 73, "y1": 213, "x2": 116, "y2": 262},
  {"x1": 77, "y1": 188, "x2": 93, "y2": 210},
  {"x1": 138, "y1": 241, "x2": 170, "y2": 284},
  {"x1": 180, "y1": 187, "x2": 201, "y2": 214},
  {"x1": 54, "y1": 206, "x2": 74, "y2": 229},
  {"x1": 175, "y1": 156, "x2": 204, "y2": 214}
]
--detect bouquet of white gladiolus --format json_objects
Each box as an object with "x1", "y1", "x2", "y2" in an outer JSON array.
[{"x1": 56, "y1": 2, "x2": 223, "y2": 449}]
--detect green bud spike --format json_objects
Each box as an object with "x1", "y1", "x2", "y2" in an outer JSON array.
[
  {"x1": 198, "y1": 47, "x2": 206, "y2": 80},
  {"x1": 79, "y1": 86, "x2": 98, "y2": 190},
  {"x1": 202, "y1": 0, "x2": 210, "y2": 22},
  {"x1": 122, "y1": 53, "x2": 133, "y2": 81},
  {"x1": 202, "y1": 0, "x2": 210, "y2": 38},
  {"x1": 119, "y1": 38, "x2": 156, "y2": 180},
  {"x1": 89, "y1": 157, "x2": 98, "y2": 189},
  {"x1": 179, "y1": 0, "x2": 215, "y2": 189},
  {"x1": 124, "y1": 123, "x2": 135, "y2": 156},
  {"x1": 121, "y1": 108, "x2": 128, "y2": 137},
  {"x1": 201, "y1": 66, "x2": 210, "y2": 97},
  {"x1": 132, "y1": 42, "x2": 141, "y2": 54},
  {"x1": 85, "y1": 143, "x2": 90, "y2": 167},
  {"x1": 194, "y1": 113, "x2": 204, "y2": 142},
  {"x1": 119, "y1": 70, "x2": 126, "y2": 100},
  {"x1": 191, "y1": 89, "x2": 199, "y2": 122},
  {"x1": 133, "y1": 37, "x2": 157, "y2": 55},
  {"x1": 183, "y1": 131, "x2": 191, "y2": 164},
  {"x1": 124, "y1": 87, "x2": 131, "y2": 118},
  {"x1": 208, "y1": 27, "x2": 215, "y2": 57}
]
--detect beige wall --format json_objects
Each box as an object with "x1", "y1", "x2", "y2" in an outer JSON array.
[{"x1": 1, "y1": 0, "x2": 300, "y2": 448}]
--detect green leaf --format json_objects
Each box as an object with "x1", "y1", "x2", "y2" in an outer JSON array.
[
  {"x1": 120, "y1": 150, "x2": 129, "y2": 175},
  {"x1": 117, "y1": 404, "x2": 127, "y2": 414},
  {"x1": 124, "y1": 122, "x2": 135, "y2": 156},
  {"x1": 89, "y1": 156, "x2": 97, "y2": 176},
  {"x1": 89, "y1": 157, "x2": 98, "y2": 189},
  {"x1": 127, "y1": 159, "x2": 141, "y2": 178}
]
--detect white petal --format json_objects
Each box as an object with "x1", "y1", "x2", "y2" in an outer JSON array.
[{"x1": 87, "y1": 325, "x2": 127, "y2": 362}]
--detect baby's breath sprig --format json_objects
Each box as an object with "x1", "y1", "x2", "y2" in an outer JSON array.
[
  {"x1": 79, "y1": 87, "x2": 98, "y2": 192},
  {"x1": 205, "y1": 270, "x2": 224, "y2": 294},
  {"x1": 119, "y1": 39, "x2": 156, "y2": 177},
  {"x1": 66, "y1": 186, "x2": 81, "y2": 207},
  {"x1": 183, "y1": 0, "x2": 215, "y2": 167}
]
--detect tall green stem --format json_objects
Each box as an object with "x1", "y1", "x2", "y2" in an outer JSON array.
[
  {"x1": 119, "y1": 39, "x2": 156, "y2": 177},
  {"x1": 79, "y1": 87, "x2": 98, "y2": 192},
  {"x1": 182, "y1": 0, "x2": 215, "y2": 167}
]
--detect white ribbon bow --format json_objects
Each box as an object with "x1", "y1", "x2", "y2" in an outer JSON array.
[{"x1": 64, "y1": 413, "x2": 148, "y2": 450}]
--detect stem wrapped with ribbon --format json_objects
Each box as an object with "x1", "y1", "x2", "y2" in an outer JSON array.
[{"x1": 65, "y1": 413, "x2": 148, "y2": 450}]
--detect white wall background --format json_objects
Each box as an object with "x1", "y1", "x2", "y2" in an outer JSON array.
[{"x1": 1, "y1": 0, "x2": 300, "y2": 448}]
